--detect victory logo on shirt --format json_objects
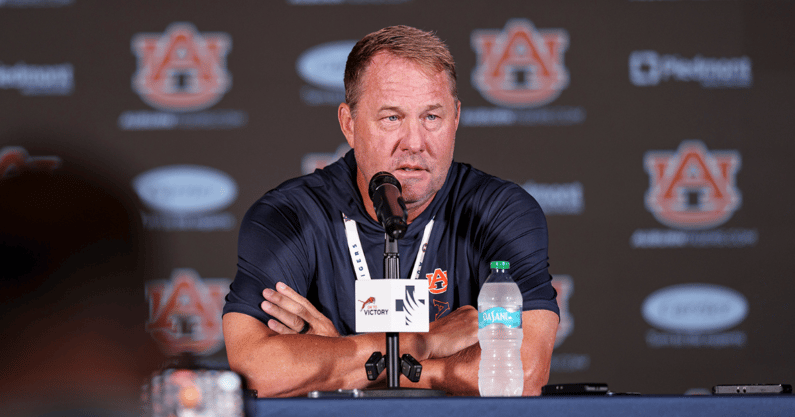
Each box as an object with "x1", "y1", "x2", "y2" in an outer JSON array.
[
  {"x1": 131, "y1": 22, "x2": 232, "y2": 112},
  {"x1": 471, "y1": 19, "x2": 569, "y2": 108},
  {"x1": 644, "y1": 140, "x2": 741, "y2": 230}
]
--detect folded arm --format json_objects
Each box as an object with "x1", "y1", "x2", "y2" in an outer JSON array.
[
  {"x1": 223, "y1": 282, "x2": 478, "y2": 397},
  {"x1": 224, "y1": 282, "x2": 557, "y2": 397},
  {"x1": 402, "y1": 309, "x2": 559, "y2": 396}
]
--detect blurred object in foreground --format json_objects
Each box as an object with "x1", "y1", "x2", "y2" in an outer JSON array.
[{"x1": 142, "y1": 368, "x2": 244, "y2": 417}]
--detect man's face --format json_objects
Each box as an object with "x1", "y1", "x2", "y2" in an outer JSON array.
[{"x1": 339, "y1": 52, "x2": 460, "y2": 220}]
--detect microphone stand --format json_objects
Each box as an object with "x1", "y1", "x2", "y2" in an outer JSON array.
[
  {"x1": 384, "y1": 234, "x2": 401, "y2": 389},
  {"x1": 358, "y1": 233, "x2": 445, "y2": 397}
]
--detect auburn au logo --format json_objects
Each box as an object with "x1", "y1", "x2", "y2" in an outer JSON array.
[
  {"x1": 145, "y1": 269, "x2": 230, "y2": 356},
  {"x1": 471, "y1": 19, "x2": 569, "y2": 108},
  {"x1": 131, "y1": 22, "x2": 231, "y2": 112},
  {"x1": 426, "y1": 268, "x2": 448, "y2": 294},
  {"x1": 645, "y1": 141, "x2": 741, "y2": 230}
]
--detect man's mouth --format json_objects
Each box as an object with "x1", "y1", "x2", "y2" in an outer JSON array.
[{"x1": 396, "y1": 164, "x2": 426, "y2": 172}]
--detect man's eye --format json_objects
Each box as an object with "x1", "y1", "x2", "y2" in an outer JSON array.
[
  {"x1": 386, "y1": 115, "x2": 399, "y2": 122},
  {"x1": 426, "y1": 114, "x2": 438, "y2": 121}
]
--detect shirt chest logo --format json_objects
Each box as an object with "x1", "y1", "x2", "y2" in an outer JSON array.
[{"x1": 426, "y1": 268, "x2": 449, "y2": 294}]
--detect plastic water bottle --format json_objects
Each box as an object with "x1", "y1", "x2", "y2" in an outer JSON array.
[{"x1": 478, "y1": 261, "x2": 523, "y2": 396}]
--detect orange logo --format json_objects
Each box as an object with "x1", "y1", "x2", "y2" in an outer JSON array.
[
  {"x1": 132, "y1": 22, "x2": 231, "y2": 112},
  {"x1": 645, "y1": 141, "x2": 741, "y2": 230},
  {"x1": 0, "y1": 146, "x2": 60, "y2": 178},
  {"x1": 358, "y1": 297, "x2": 375, "y2": 310},
  {"x1": 426, "y1": 268, "x2": 448, "y2": 294},
  {"x1": 432, "y1": 299, "x2": 450, "y2": 321},
  {"x1": 145, "y1": 269, "x2": 230, "y2": 356},
  {"x1": 471, "y1": 19, "x2": 569, "y2": 108}
]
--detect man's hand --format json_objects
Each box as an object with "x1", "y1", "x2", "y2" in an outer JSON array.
[
  {"x1": 260, "y1": 282, "x2": 340, "y2": 337},
  {"x1": 419, "y1": 305, "x2": 479, "y2": 360}
]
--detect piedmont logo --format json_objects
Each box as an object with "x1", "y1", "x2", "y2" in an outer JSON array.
[
  {"x1": 132, "y1": 165, "x2": 237, "y2": 231},
  {"x1": 642, "y1": 283, "x2": 748, "y2": 348},
  {"x1": 632, "y1": 140, "x2": 758, "y2": 248},
  {"x1": 0, "y1": 146, "x2": 61, "y2": 178},
  {"x1": 145, "y1": 268, "x2": 231, "y2": 356},
  {"x1": 465, "y1": 19, "x2": 584, "y2": 127},
  {"x1": 549, "y1": 275, "x2": 589, "y2": 373},
  {"x1": 120, "y1": 22, "x2": 247, "y2": 130},
  {"x1": 297, "y1": 40, "x2": 355, "y2": 106},
  {"x1": 522, "y1": 181, "x2": 584, "y2": 215},
  {"x1": 629, "y1": 50, "x2": 752, "y2": 89}
]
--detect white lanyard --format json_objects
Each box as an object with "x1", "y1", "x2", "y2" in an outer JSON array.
[{"x1": 343, "y1": 212, "x2": 434, "y2": 280}]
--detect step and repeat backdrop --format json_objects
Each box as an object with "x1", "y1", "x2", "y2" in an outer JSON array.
[{"x1": 2, "y1": 0, "x2": 794, "y2": 409}]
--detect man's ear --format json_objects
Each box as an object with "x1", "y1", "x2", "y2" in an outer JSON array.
[{"x1": 338, "y1": 103, "x2": 355, "y2": 148}]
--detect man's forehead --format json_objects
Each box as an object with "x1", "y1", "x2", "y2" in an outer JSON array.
[
  {"x1": 363, "y1": 52, "x2": 448, "y2": 84},
  {"x1": 361, "y1": 53, "x2": 455, "y2": 101}
]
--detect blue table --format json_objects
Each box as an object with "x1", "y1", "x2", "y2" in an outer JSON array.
[{"x1": 248, "y1": 395, "x2": 795, "y2": 417}]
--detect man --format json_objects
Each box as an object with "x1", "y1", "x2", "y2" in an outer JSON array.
[{"x1": 223, "y1": 25, "x2": 559, "y2": 397}]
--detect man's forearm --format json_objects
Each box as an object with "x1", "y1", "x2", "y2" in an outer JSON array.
[
  {"x1": 224, "y1": 313, "x2": 388, "y2": 397},
  {"x1": 224, "y1": 313, "x2": 437, "y2": 397},
  {"x1": 520, "y1": 309, "x2": 559, "y2": 395},
  {"x1": 403, "y1": 343, "x2": 480, "y2": 396}
]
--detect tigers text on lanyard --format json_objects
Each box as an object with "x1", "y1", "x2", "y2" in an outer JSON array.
[{"x1": 344, "y1": 213, "x2": 431, "y2": 333}]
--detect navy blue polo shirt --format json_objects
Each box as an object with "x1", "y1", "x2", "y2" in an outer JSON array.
[{"x1": 224, "y1": 150, "x2": 558, "y2": 335}]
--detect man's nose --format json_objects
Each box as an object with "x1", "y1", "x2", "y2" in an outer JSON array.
[{"x1": 399, "y1": 118, "x2": 426, "y2": 153}]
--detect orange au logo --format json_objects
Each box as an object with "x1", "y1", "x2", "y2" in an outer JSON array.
[
  {"x1": 145, "y1": 269, "x2": 230, "y2": 356},
  {"x1": 645, "y1": 141, "x2": 741, "y2": 230},
  {"x1": 132, "y1": 22, "x2": 231, "y2": 112},
  {"x1": 426, "y1": 268, "x2": 448, "y2": 294},
  {"x1": 471, "y1": 19, "x2": 569, "y2": 108}
]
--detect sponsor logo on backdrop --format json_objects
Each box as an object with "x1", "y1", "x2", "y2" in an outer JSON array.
[
  {"x1": 132, "y1": 165, "x2": 237, "y2": 231},
  {"x1": 0, "y1": 0, "x2": 73, "y2": 6},
  {"x1": 0, "y1": 146, "x2": 61, "y2": 178},
  {"x1": 632, "y1": 140, "x2": 758, "y2": 248},
  {"x1": 297, "y1": 40, "x2": 356, "y2": 106},
  {"x1": 0, "y1": 62, "x2": 73, "y2": 95},
  {"x1": 630, "y1": 50, "x2": 752, "y2": 88},
  {"x1": 145, "y1": 268, "x2": 230, "y2": 356},
  {"x1": 301, "y1": 143, "x2": 350, "y2": 174},
  {"x1": 550, "y1": 275, "x2": 589, "y2": 373},
  {"x1": 465, "y1": 19, "x2": 585, "y2": 127},
  {"x1": 523, "y1": 181, "x2": 584, "y2": 215},
  {"x1": 642, "y1": 283, "x2": 748, "y2": 348},
  {"x1": 119, "y1": 22, "x2": 247, "y2": 130}
]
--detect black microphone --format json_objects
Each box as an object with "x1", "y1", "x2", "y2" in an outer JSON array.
[{"x1": 368, "y1": 171, "x2": 408, "y2": 240}]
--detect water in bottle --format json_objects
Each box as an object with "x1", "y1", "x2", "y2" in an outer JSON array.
[{"x1": 478, "y1": 260, "x2": 523, "y2": 396}]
